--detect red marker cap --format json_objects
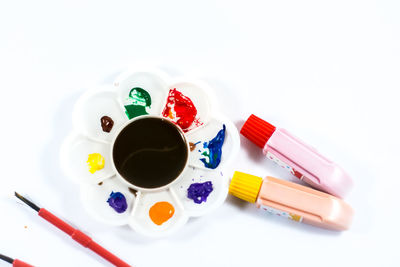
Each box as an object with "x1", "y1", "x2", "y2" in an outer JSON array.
[{"x1": 240, "y1": 114, "x2": 276, "y2": 148}]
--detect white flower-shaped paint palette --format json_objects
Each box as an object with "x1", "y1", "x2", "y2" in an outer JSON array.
[{"x1": 61, "y1": 68, "x2": 240, "y2": 237}]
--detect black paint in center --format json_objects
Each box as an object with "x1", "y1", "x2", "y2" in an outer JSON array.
[{"x1": 113, "y1": 117, "x2": 188, "y2": 189}]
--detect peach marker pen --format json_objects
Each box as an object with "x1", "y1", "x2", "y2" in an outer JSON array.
[
  {"x1": 241, "y1": 114, "x2": 353, "y2": 198},
  {"x1": 229, "y1": 171, "x2": 354, "y2": 230}
]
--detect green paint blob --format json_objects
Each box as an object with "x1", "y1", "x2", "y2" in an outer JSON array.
[{"x1": 124, "y1": 87, "x2": 151, "y2": 119}]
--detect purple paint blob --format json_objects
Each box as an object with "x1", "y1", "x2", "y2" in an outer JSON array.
[
  {"x1": 107, "y1": 191, "x2": 128, "y2": 213},
  {"x1": 187, "y1": 181, "x2": 213, "y2": 204}
]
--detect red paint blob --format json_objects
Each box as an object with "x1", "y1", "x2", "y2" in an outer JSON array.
[{"x1": 162, "y1": 88, "x2": 198, "y2": 131}]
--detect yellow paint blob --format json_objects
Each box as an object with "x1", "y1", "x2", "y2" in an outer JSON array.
[
  {"x1": 87, "y1": 153, "x2": 105, "y2": 174},
  {"x1": 149, "y1": 201, "x2": 175, "y2": 225}
]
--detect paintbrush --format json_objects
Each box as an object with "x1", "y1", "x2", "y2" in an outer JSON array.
[
  {"x1": 14, "y1": 192, "x2": 131, "y2": 267},
  {"x1": 0, "y1": 253, "x2": 33, "y2": 267}
]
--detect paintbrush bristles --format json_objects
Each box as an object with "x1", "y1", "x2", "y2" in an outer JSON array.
[
  {"x1": 0, "y1": 253, "x2": 14, "y2": 264},
  {"x1": 14, "y1": 192, "x2": 41, "y2": 212}
]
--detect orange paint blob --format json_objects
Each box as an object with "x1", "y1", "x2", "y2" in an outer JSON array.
[{"x1": 149, "y1": 201, "x2": 175, "y2": 225}]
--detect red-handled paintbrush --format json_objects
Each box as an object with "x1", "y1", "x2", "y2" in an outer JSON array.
[
  {"x1": 14, "y1": 192, "x2": 131, "y2": 267},
  {"x1": 0, "y1": 253, "x2": 33, "y2": 267}
]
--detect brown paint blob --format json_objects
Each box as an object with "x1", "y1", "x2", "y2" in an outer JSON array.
[
  {"x1": 149, "y1": 201, "x2": 175, "y2": 225},
  {"x1": 129, "y1": 188, "x2": 137, "y2": 196},
  {"x1": 189, "y1": 142, "x2": 196, "y2": 151},
  {"x1": 101, "y1": 116, "x2": 114, "y2": 132}
]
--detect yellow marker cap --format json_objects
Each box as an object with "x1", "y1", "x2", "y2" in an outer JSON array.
[{"x1": 229, "y1": 171, "x2": 263, "y2": 203}]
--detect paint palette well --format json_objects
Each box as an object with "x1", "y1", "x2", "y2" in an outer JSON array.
[{"x1": 61, "y1": 68, "x2": 240, "y2": 237}]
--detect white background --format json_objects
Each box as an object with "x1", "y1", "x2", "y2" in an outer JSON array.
[{"x1": 1, "y1": 0, "x2": 399, "y2": 266}]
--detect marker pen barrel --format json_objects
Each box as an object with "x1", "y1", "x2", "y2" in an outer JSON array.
[
  {"x1": 229, "y1": 171, "x2": 353, "y2": 230},
  {"x1": 240, "y1": 114, "x2": 353, "y2": 198}
]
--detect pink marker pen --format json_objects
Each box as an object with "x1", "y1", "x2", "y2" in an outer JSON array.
[
  {"x1": 241, "y1": 114, "x2": 353, "y2": 198},
  {"x1": 229, "y1": 171, "x2": 353, "y2": 231}
]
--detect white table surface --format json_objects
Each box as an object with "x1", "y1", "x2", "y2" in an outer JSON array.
[{"x1": 1, "y1": 0, "x2": 399, "y2": 266}]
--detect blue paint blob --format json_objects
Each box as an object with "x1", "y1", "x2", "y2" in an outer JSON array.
[
  {"x1": 187, "y1": 181, "x2": 213, "y2": 204},
  {"x1": 200, "y1": 124, "x2": 226, "y2": 169},
  {"x1": 107, "y1": 191, "x2": 128, "y2": 213}
]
